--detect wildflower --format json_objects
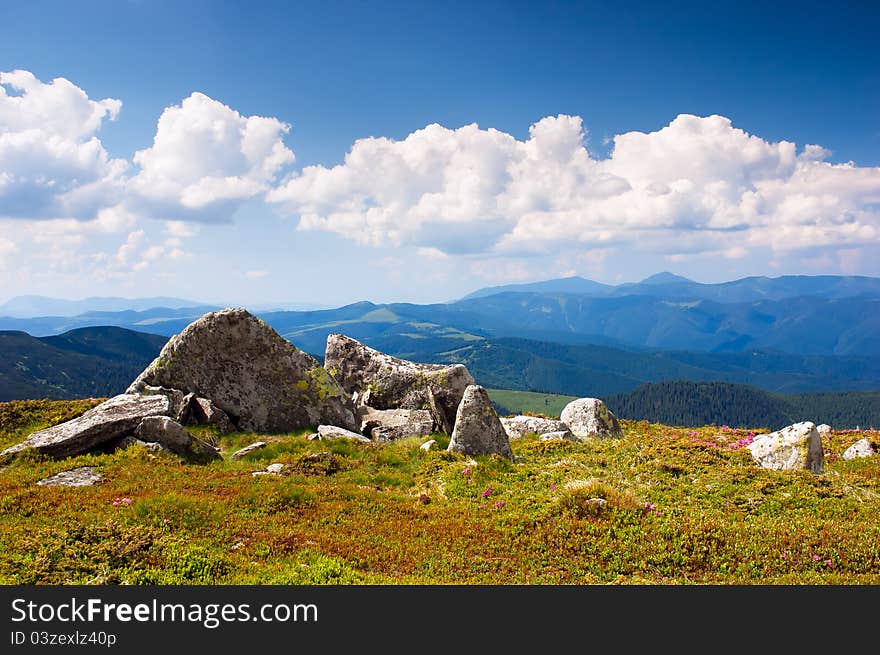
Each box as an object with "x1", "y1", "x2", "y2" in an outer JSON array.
[
  {"x1": 482, "y1": 487, "x2": 493, "y2": 498},
  {"x1": 111, "y1": 497, "x2": 132, "y2": 507},
  {"x1": 813, "y1": 554, "x2": 820, "y2": 561},
  {"x1": 825, "y1": 559, "x2": 832, "y2": 566},
  {"x1": 494, "y1": 500, "x2": 506, "y2": 509},
  {"x1": 781, "y1": 553, "x2": 787, "y2": 560},
  {"x1": 462, "y1": 467, "x2": 471, "y2": 476}
]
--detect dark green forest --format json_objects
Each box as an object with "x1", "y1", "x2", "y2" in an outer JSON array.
[{"x1": 605, "y1": 381, "x2": 880, "y2": 430}]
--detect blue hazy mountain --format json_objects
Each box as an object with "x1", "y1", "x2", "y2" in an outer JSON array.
[{"x1": 0, "y1": 295, "x2": 207, "y2": 318}]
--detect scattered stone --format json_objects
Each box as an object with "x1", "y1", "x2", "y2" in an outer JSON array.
[
  {"x1": 843, "y1": 438, "x2": 876, "y2": 461},
  {"x1": 420, "y1": 439, "x2": 438, "y2": 452},
  {"x1": 307, "y1": 432, "x2": 320, "y2": 441},
  {"x1": 266, "y1": 463, "x2": 285, "y2": 474},
  {"x1": 317, "y1": 424, "x2": 371, "y2": 442},
  {"x1": 447, "y1": 385, "x2": 514, "y2": 461},
  {"x1": 501, "y1": 415, "x2": 566, "y2": 440},
  {"x1": 36, "y1": 466, "x2": 103, "y2": 487},
  {"x1": 127, "y1": 308, "x2": 357, "y2": 433},
  {"x1": 1, "y1": 394, "x2": 171, "y2": 459},
  {"x1": 817, "y1": 424, "x2": 832, "y2": 437},
  {"x1": 539, "y1": 430, "x2": 575, "y2": 441},
  {"x1": 324, "y1": 334, "x2": 474, "y2": 434},
  {"x1": 135, "y1": 416, "x2": 220, "y2": 460},
  {"x1": 231, "y1": 441, "x2": 267, "y2": 460},
  {"x1": 113, "y1": 435, "x2": 168, "y2": 453},
  {"x1": 178, "y1": 393, "x2": 235, "y2": 433},
  {"x1": 560, "y1": 398, "x2": 622, "y2": 439},
  {"x1": 747, "y1": 421, "x2": 824, "y2": 474},
  {"x1": 359, "y1": 407, "x2": 435, "y2": 442}
]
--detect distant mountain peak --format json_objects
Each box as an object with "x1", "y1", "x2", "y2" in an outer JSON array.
[{"x1": 639, "y1": 272, "x2": 693, "y2": 285}]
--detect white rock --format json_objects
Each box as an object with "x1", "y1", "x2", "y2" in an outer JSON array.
[
  {"x1": 231, "y1": 441, "x2": 267, "y2": 460},
  {"x1": 747, "y1": 421, "x2": 824, "y2": 474},
  {"x1": 843, "y1": 438, "x2": 875, "y2": 461},
  {"x1": 420, "y1": 439, "x2": 437, "y2": 452},
  {"x1": 817, "y1": 424, "x2": 832, "y2": 437},
  {"x1": 501, "y1": 415, "x2": 565, "y2": 440},
  {"x1": 317, "y1": 424, "x2": 371, "y2": 442},
  {"x1": 560, "y1": 398, "x2": 622, "y2": 439},
  {"x1": 539, "y1": 430, "x2": 575, "y2": 441},
  {"x1": 266, "y1": 463, "x2": 285, "y2": 474}
]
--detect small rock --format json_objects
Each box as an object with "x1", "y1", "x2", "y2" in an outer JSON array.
[
  {"x1": 251, "y1": 471, "x2": 271, "y2": 477},
  {"x1": 37, "y1": 466, "x2": 103, "y2": 487},
  {"x1": 817, "y1": 424, "x2": 832, "y2": 437},
  {"x1": 501, "y1": 415, "x2": 566, "y2": 440},
  {"x1": 420, "y1": 439, "x2": 438, "y2": 452},
  {"x1": 843, "y1": 438, "x2": 875, "y2": 461},
  {"x1": 447, "y1": 385, "x2": 514, "y2": 460},
  {"x1": 135, "y1": 416, "x2": 221, "y2": 460},
  {"x1": 539, "y1": 430, "x2": 575, "y2": 441},
  {"x1": 231, "y1": 441, "x2": 267, "y2": 460},
  {"x1": 307, "y1": 432, "x2": 320, "y2": 441},
  {"x1": 747, "y1": 421, "x2": 824, "y2": 474},
  {"x1": 317, "y1": 424, "x2": 371, "y2": 442},
  {"x1": 266, "y1": 463, "x2": 285, "y2": 474},
  {"x1": 359, "y1": 407, "x2": 435, "y2": 442},
  {"x1": 560, "y1": 398, "x2": 622, "y2": 439}
]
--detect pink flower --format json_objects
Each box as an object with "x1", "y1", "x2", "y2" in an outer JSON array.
[
  {"x1": 462, "y1": 467, "x2": 471, "y2": 476},
  {"x1": 781, "y1": 553, "x2": 787, "y2": 560},
  {"x1": 550, "y1": 484, "x2": 557, "y2": 491},
  {"x1": 813, "y1": 554, "x2": 820, "y2": 561},
  {"x1": 482, "y1": 487, "x2": 493, "y2": 498},
  {"x1": 494, "y1": 500, "x2": 506, "y2": 509},
  {"x1": 825, "y1": 559, "x2": 832, "y2": 566}
]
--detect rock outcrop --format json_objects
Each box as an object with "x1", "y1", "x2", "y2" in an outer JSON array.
[
  {"x1": 1, "y1": 394, "x2": 170, "y2": 459},
  {"x1": 501, "y1": 415, "x2": 566, "y2": 440},
  {"x1": 128, "y1": 309, "x2": 356, "y2": 433},
  {"x1": 843, "y1": 438, "x2": 875, "y2": 461},
  {"x1": 324, "y1": 334, "x2": 473, "y2": 434},
  {"x1": 359, "y1": 407, "x2": 435, "y2": 442},
  {"x1": 747, "y1": 421, "x2": 824, "y2": 474},
  {"x1": 447, "y1": 385, "x2": 514, "y2": 460},
  {"x1": 560, "y1": 398, "x2": 622, "y2": 439}
]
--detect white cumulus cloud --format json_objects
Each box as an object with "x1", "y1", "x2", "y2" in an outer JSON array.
[
  {"x1": 0, "y1": 69, "x2": 127, "y2": 221},
  {"x1": 269, "y1": 113, "x2": 880, "y2": 260},
  {"x1": 128, "y1": 92, "x2": 295, "y2": 222}
]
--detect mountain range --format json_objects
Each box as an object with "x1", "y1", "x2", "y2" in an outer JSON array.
[{"x1": 1, "y1": 273, "x2": 878, "y2": 414}]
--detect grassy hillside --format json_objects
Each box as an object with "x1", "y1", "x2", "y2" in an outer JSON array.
[
  {"x1": 487, "y1": 388, "x2": 578, "y2": 417},
  {"x1": 0, "y1": 328, "x2": 167, "y2": 401},
  {"x1": 1, "y1": 400, "x2": 878, "y2": 584}
]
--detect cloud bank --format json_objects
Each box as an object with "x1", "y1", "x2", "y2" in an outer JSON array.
[
  {"x1": 1, "y1": 68, "x2": 879, "y2": 294},
  {"x1": 270, "y1": 113, "x2": 880, "y2": 259}
]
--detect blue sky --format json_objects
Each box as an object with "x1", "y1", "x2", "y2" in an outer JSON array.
[{"x1": 1, "y1": 0, "x2": 879, "y2": 307}]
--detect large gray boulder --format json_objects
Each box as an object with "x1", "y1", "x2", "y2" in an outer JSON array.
[
  {"x1": 560, "y1": 398, "x2": 622, "y2": 439},
  {"x1": 501, "y1": 415, "x2": 566, "y2": 440},
  {"x1": 324, "y1": 334, "x2": 473, "y2": 434},
  {"x1": 1, "y1": 394, "x2": 170, "y2": 459},
  {"x1": 127, "y1": 309, "x2": 356, "y2": 433},
  {"x1": 747, "y1": 421, "x2": 824, "y2": 474},
  {"x1": 843, "y1": 438, "x2": 875, "y2": 461},
  {"x1": 447, "y1": 385, "x2": 514, "y2": 460},
  {"x1": 359, "y1": 407, "x2": 436, "y2": 442}
]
